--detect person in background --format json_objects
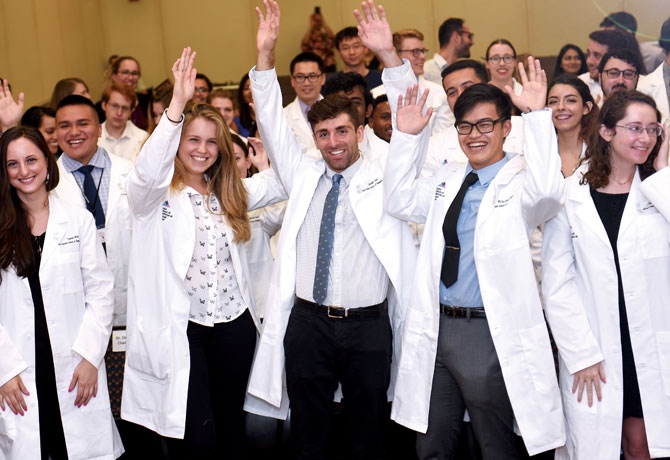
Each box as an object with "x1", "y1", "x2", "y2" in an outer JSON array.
[
  {"x1": 193, "y1": 73, "x2": 213, "y2": 103},
  {"x1": 301, "y1": 8, "x2": 336, "y2": 73},
  {"x1": 234, "y1": 73, "x2": 256, "y2": 137},
  {"x1": 330, "y1": 26, "x2": 383, "y2": 90},
  {"x1": 423, "y1": 18, "x2": 474, "y2": 85},
  {"x1": 485, "y1": 39, "x2": 522, "y2": 95},
  {"x1": 579, "y1": 29, "x2": 630, "y2": 106},
  {"x1": 97, "y1": 56, "x2": 149, "y2": 130},
  {"x1": 637, "y1": 17, "x2": 670, "y2": 122},
  {"x1": 147, "y1": 80, "x2": 173, "y2": 134},
  {"x1": 20, "y1": 106, "x2": 59, "y2": 157},
  {"x1": 598, "y1": 49, "x2": 642, "y2": 100},
  {"x1": 368, "y1": 94, "x2": 392, "y2": 142},
  {"x1": 98, "y1": 83, "x2": 149, "y2": 163},
  {"x1": 285, "y1": 52, "x2": 326, "y2": 151},
  {"x1": 49, "y1": 78, "x2": 91, "y2": 109},
  {"x1": 209, "y1": 88, "x2": 240, "y2": 135},
  {"x1": 0, "y1": 126, "x2": 123, "y2": 459},
  {"x1": 554, "y1": 44, "x2": 588, "y2": 79}
]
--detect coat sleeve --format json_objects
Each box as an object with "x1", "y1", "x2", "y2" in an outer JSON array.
[
  {"x1": 71, "y1": 209, "x2": 115, "y2": 369},
  {"x1": 541, "y1": 207, "x2": 604, "y2": 374},
  {"x1": 243, "y1": 167, "x2": 288, "y2": 212},
  {"x1": 249, "y1": 67, "x2": 305, "y2": 194},
  {"x1": 520, "y1": 109, "x2": 564, "y2": 228},
  {"x1": 639, "y1": 166, "x2": 670, "y2": 221},
  {"x1": 126, "y1": 114, "x2": 183, "y2": 219},
  {"x1": 0, "y1": 323, "x2": 28, "y2": 387}
]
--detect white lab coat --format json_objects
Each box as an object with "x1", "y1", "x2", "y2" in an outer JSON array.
[
  {"x1": 386, "y1": 109, "x2": 568, "y2": 456},
  {"x1": 637, "y1": 62, "x2": 670, "y2": 123},
  {"x1": 120, "y1": 115, "x2": 286, "y2": 438},
  {"x1": 578, "y1": 72, "x2": 604, "y2": 108},
  {"x1": 244, "y1": 65, "x2": 418, "y2": 419},
  {"x1": 284, "y1": 97, "x2": 317, "y2": 152},
  {"x1": 55, "y1": 152, "x2": 133, "y2": 327},
  {"x1": 543, "y1": 165, "x2": 670, "y2": 459},
  {"x1": 0, "y1": 196, "x2": 123, "y2": 459}
]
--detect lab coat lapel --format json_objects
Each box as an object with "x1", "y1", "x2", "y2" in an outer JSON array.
[
  {"x1": 41, "y1": 196, "x2": 70, "y2": 268},
  {"x1": 618, "y1": 169, "x2": 642, "y2": 241},
  {"x1": 571, "y1": 171, "x2": 612, "y2": 249}
]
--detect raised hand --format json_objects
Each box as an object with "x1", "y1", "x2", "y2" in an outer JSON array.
[
  {"x1": 256, "y1": 0, "x2": 280, "y2": 70},
  {"x1": 248, "y1": 137, "x2": 270, "y2": 171},
  {"x1": 654, "y1": 121, "x2": 670, "y2": 171},
  {"x1": 69, "y1": 357, "x2": 98, "y2": 408},
  {"x1": 0, "y1": 374, "x2": 29, "y2": 415},
  {"x1": 166, "y1": 47, "x2": 197, "y2": 123},
  {"x1": 505, "y1": 57, "x2": 547, "y2": 113},
  {"x1": 0, "y1": 79, "x2": 24, "y2": 131},
  {"x1": 396, "y1": 84, "x2": 433, "y2": 135},
  {"x1": 353, "y1": 0, "x2": 401, "y2": 68}
]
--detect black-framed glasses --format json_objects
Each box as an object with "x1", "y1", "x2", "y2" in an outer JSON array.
[
  {"x1": 456, "y1": 117, "x2": 507, "y2": 135},
  {"x1": 398, "y1": 48, "x2": 429, "y2": 58},
  {"x1": 487, "y1": 55, "x2": 515, "y2": 64},
  {"x1": 615, "y1": 123, "x2": 663, "y2": 137},
  {"x1": 602, "y1": 68, "x2": 638, "y2": 80},
  {"x1": 292, "y1": 73, "x2": 323, "y2": 83}
]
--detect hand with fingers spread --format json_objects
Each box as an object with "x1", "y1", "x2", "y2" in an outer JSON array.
[
  {"x1": 353, "y1": 0, "x2": 402, "y2": 68},
  {"x1": 654, "y1": 121, "x2": 670, "y2": 171},
  {"x1": 572, "y1": 361, "x2": 606, "y2": 407},
  {"x1": 505, "y1": 57, "x2": 547, "y2": 113},
  {"x1": 255, "y1": 0, "x2": 281, "y2": 71},
  {"x1": 248, "y1": 137, "x2": 270, "y2": 171},
  {"x1": 166, "y1": 47, "x2": 197, "y2": 123},
  {"x1": 69, "y1": 358, "x2": 98, "y2": 408},
  {"x1": 0, "y1": 374, "x2": 29, "y2": 416},
  {"x1": 396, "y1": 84, "x2": 433, "y2": 135},
  {"x1": 0, "y1": 79, "x2": 24, "y2": 131}
]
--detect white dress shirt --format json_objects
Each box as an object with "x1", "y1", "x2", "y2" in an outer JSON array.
[
  {"x1": 423, "y1": 53, "x2": 448, "y2": 85},
  {"x1": 98, "y1": 120, "x2": 148, "y2": 163},
  {"x1": 295, "y1": 158, "x2": 389, "y2": 307}
]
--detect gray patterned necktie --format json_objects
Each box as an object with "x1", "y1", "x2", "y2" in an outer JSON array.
[{"x1": 313, "y1": 174, "x2": 342, "y2": 305}]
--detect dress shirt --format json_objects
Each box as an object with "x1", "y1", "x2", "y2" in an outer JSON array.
[
  {"x1": 297, "y1": 97, "x2": 311, "y2": 121},
  {"x1": 61, "y1": 147, "x2": 111, "y2": 215},
  {"x1": 98, "y1": 120, "x2": 148, "y2": 163},
  {"x1": 578, "y1": 72, "x2": 604, "y2": 107},
  {"x1": 295, "y1": 157, "x2": 389, "y2": 307},
  {"x1": 439, "y1": 154, "x2": 510, "y2": 307},
  {"x1": 184, "y1": 188, "x2": 247, "y2": 326},
  {"x1": 423, "y1": 53, "x2": 448, "y2": 85}
]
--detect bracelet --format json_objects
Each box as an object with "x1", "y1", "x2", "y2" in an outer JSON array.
[{"x1": 164, "y1": 110, "x2": 183, "y2": 124}]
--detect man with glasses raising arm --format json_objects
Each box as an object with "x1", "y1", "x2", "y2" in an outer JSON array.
[{"x1": 285, "y1": 52, "x2": 326, "y2": 151}]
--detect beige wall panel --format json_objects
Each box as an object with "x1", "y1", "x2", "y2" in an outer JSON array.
[{"x1": 626, "y1": 0, "x2": 670, "y2": 44}]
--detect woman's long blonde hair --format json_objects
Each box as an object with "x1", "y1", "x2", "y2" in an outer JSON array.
[{"x1": 171, "y1": 103, "x2": 250, "y2": 242}]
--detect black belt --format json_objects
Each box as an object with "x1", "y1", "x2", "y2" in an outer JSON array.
[
  {"x1": 295, "y1": 297, "x2": 387, "y2": 319},
  {"x1": 440, "y1": 304, "x2": 486, "y2": 318}
]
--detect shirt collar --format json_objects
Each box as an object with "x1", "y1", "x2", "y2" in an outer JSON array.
[
  {"x1": 466, "y1": 153, "x2": 509, "y2": 186},
  {"x1": 61, "y1": 146, "x2": 110, "y2": 173},
  {"x1": 432, "y1": 53, "x2": 448, "y2": 69},
  {"x1": 298, "y1": 95, "x2": 322, "y2": 120},
  {"x1": 102, "y1": 121, "x2": 133, "y2": 141}
]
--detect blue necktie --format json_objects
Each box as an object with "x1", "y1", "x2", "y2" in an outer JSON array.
[
  {"x1": 313, "y1": 174, "x2": 342, "y2": 305},
  {"x1": 77, "y1": 165, "x2": 106, "y2": 229}
]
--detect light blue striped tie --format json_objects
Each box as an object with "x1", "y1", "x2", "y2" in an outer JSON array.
[{"x1": 313, "y1": 174, "x2": 342, "y2": 305}]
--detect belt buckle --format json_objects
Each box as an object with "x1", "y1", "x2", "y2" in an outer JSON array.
[{"x1": 327, "y1": 306, "x2": 347, "y2": 319}]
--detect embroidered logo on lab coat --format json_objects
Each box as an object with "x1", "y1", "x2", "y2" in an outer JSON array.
[
  {"x1": 161, "y1": 200, "x2": 173, "y2": 221},
  {"x1": 434, "y1": 182, "x2": 446, "y2": 200}
]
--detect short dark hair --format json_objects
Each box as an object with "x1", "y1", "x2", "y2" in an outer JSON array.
[
  {"x1": 661, "y1": 17, "x2": 670, "y2": 54},
  {"x1": 307, "y1": 95, "x2": 361, "y2": 130},
  {"x1": 21, "y1": 106, "x2": 56, "y2": 129},
  {"x1": 598, "y1": 48, "x2": 643, "y2": 75},
  {"x1": 438, "y1": 18, "x2": 464, "y2": 48},
  {"x1": 453, "y1": 83, "x2": 512, "y2": 125},
  {"x1": 56, "y1": 95, "x2": 99, "y2": 122},
  {"x1": 195, "y1": 73, "x2": 213, "y2": 91},
  {"x1": 371, "y1": 94, "x2": 389, "y2": 114},
  {"x1": 334, "y1": 27, "x2": 359, "y2": 49},
  {"x1": 290, "y1": 52, "x2": 326, "y2": 74},
  {"x1": 322, "y1": 72, "x2": 373, "y2": 109},
  {"x1": 588, "y1": 29, "x2": 630, "y2": 52},
  {"x1": 441, "y1": 59, "x2": 488, "y2": 84},
  {"x1": 600, "y1": 11, "x2": 637, "y2": 35}
]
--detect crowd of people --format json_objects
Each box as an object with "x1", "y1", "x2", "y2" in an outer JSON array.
[{"x1": 0, "y1": 1, "x2": 669, "y2": 459}]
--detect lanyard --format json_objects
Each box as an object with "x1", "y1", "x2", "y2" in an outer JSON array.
[{"x1": 75, "y1": 167, "x2": 105, "y2": 215}]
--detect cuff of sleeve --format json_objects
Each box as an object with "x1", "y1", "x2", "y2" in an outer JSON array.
[
  {"x1": 0, "y1": 362, "x2": 28, "y2": 388},
  {"x1": 72, "y1": 327, "x2": 108, "y2": 370},
  {"x1": 393, "y1": 129, "x2": 423, "y2": 141},
  {"x1": 250, "y1": 66, "x2": 277, "y2": 88},
  {"x1": 382, "y1": 59, "x2": 414, "y2": 83}
]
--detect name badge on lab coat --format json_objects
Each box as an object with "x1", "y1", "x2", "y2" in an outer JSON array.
[{"x1": 112, "y1": 329, "x2": 127, "y2": 352}]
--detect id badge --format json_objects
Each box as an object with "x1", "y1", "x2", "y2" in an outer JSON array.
[
  {"x1": 112, "y1": 329, "x2": 127, "y2": 352},
  {"x1": 97, "y1": 227, "x2": 106, "y2": 246}
]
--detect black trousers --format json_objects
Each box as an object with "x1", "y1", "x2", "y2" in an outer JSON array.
[
  {"x1": 164, "y1": 309, "x2": 256, "y2": 460},
  {"x1": 284, "y1": 302, "x2": 393, "y2": 460}
]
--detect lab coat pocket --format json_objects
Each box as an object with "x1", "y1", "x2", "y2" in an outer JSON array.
[
  {"x1": 655, "y1": 331, "x2": 670, "y2": 396},
  {"x1": 640, "y1": 214, "x2": 670, "y2": 259},
  {"x1": 0, "y1": 410, "x2": 16, "y2": 455},
  {"x1": 125, "y1": 327, "x2": 171, "y2": 379},
  {"x1": 519, "y1": 323, "x2": 557, "y2": 393}
]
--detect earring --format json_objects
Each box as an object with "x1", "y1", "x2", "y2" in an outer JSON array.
[{"x1": 45, "y1": 172, "x2": 50, "y2": 184}]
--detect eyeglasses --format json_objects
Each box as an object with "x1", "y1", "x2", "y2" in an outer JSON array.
[
  {"x1": 459, "y1": 30, "x2": 474, "y2": 41},
  {"x1": 194, "y1": 87, "x2": 209, "y2": 93},
  {"x1": 456, "y1": 117, "x2": 507, "y2": 135},
  {"x1": 602, "y1": 68, "x2": 637, "y2": 80},
  {"x1": 117, "y1": 70, "x2": 140, "y2": 77},
  {"x1": 487, "y1": 55, "x2": 515, "y2": 64},
  {"x1": 292, "y1": 73, "x2": 323, "y2": 83},
  {"x1": 615, "y1": 123, "x2": 663, "y2": 137},
  {"x1": 107, "y1": 103, "x2": 132, "y2": 114},
  {"x1": 398, "y1": 48, "x2": 429, "y2": 58}
]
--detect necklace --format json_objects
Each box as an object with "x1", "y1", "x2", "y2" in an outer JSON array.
[
  {"x1": 33, "y1": 235, "x2": 44, "y2": 255},
  {"x1": 611, "y1": 173, "x2": 635, "y2": 185}
]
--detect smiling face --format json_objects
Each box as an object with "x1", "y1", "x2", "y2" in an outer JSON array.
[
  {"x1": 369, "y1": 101, "x2": 392, "y2": 142},
  {"x1": 561, "y1": 48, "x2": 583, "y2": 75},
  {"x1": 112, "y1": 58, "x2": 140, "y2": 90},
  {"x1": 547, "y1": 83, "x2": 591, "y2": 134},
  {"x1": 291, "y1": 61, "x2": 325, "y2": 105},
  {"x1": 601, "y1": 102, "x2": 658, "y2": 169},
  {"x1": 177, "y1": 117, "x2": 220, "y2": 183},
  {"x1": 6, "y1": 137, "x2": 49, "y2": 200},
  {"x1": 313, "y1": 112, "x2": 364, "y2": 172},
  {"x1": 456, "y1": 102, "x2": 511, "y2": 169},
  {"x1": 397, "y1": 37, "x2": 426, "y2": 76},
  {"x1": 38, "y1": 115, "x2": 58, "y2": 154},
  {"x1": 337, "y1": 37, "x2": 366, "y2": 68},
  {"x1": 486, "y1": 43, "x2": 516, "y2": 84},
  {"x1": 600, "y1": 57, "x2": 638, "y2": 98},
  {"x1": 210, "y1": 96, "x2": 235, "y2": 126},
  {"x1": 586, "y1": 40, "x2": 608, "y2": 79},
  {"x1": 193, "y1": 78, "x2": 211, "y2": 103},
  {"x1": 56, "y1": 104, "x2": 101, "y2": 165}
]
